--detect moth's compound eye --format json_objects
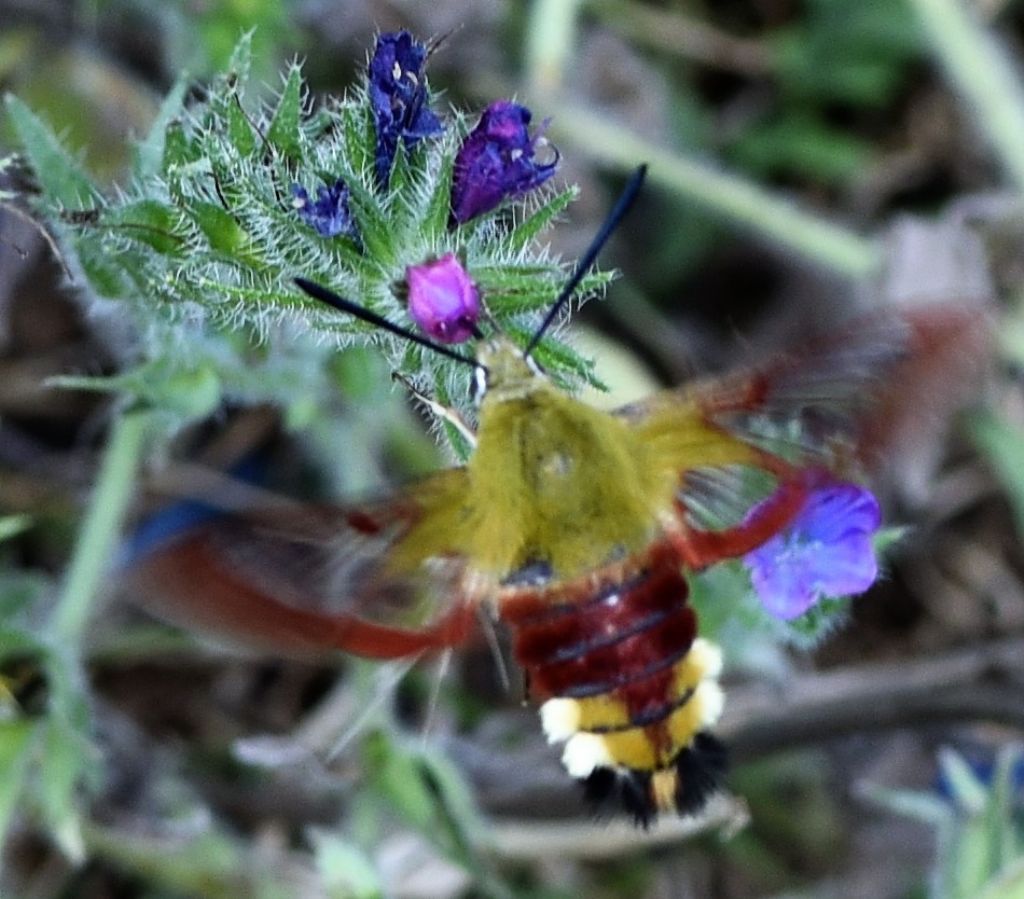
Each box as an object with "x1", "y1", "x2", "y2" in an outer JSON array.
[{"x1": 472, "y1": 366, "x2": 489, "y2": 404}]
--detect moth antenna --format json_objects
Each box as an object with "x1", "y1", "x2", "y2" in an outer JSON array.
[
  {"x1": 294, "y1": 278, "x2": 483, "y2": 370},
  {"x1": 524, "y1": 163, "x2": 647, "y2": 358}
]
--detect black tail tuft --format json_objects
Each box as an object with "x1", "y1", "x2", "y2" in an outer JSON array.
[
  {"x1": 674, "y1": 731, "x2": 728, "y2": 815},
  {"x1": 581, "y1": 731, "x2": 728, "y2": 826},
  {"x1": 583, "y1": 767, "x2": 657, "y2": 829}
]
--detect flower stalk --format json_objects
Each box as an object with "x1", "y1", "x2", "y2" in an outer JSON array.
[{"x1": 53, "y1": 409, "x2": 151, "y2": 645}]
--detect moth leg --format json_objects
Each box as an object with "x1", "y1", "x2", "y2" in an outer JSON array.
[{"x1": 392, "y1": 372, "x2": 478, "y2": 448}]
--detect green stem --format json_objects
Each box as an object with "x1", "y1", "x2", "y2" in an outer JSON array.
[
  {"x1": 524, "y1": 0, "x2": 585, "y2": 92},
  {"x1": 548, "y1": 105, "x2": 882, "y2": 278},
  {"x1": 53, "y1": 409, "x2": 150, "y2": 645},
  {"x1": 586, "y1": 0, "x2": 771, "y2": 76},
  {"x1": 909, "y1": 0, "x2": 1024, "y2": 193}
]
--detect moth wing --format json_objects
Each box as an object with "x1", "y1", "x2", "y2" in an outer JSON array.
[
  {"x1": 615, "y1": 304, "x2": 989, "y2": 563},
  {"x1": 125, "y1": 467, "x2": 483, "y2": 659}
]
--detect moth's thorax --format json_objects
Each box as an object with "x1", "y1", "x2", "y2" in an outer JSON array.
[{"x1": 466, "y1": 375, "x2": 669, "y2": 581}]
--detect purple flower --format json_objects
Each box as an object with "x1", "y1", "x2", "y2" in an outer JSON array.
[
  {"x1": 292, "y1": 179, "x2": 358, "y2": 240},
  {"x1": 369, "y1": 31, "x2": 443, "y2": 188},
  {"x1": 406, "y1": 253, "x2": 480, "y2": 343},
  {"x1": 450, "y1": 100, "x2": 559, "y2": 225},
  {"x1": 744, "y1": 480, "x2": 881, "y2": 620}
]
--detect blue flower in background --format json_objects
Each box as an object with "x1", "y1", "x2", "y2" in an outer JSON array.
[
  {"x1": 450, "y1": 100, "x2": 558, "y2": 225},
  {"x1": 369, "y1": 31, "x2": 443, "y2": 188},
  {"x1": 292, "y1": 178, "x2": 359, "y2": 240},
  {"x1": 744, "y1": 480, "x2": 882, "y2": 620}
]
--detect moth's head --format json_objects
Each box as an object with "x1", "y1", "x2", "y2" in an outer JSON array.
[{"x1": 472, "y1": 337, "x2": 545, "y2": 404}]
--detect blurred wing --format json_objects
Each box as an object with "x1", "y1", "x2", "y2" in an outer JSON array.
[
  {"x1": 124, "y1": 467, "x2": 482, "y2": 659},
  {"x1": 617, "y1": 304, "x2": 989, "y2": 564}
]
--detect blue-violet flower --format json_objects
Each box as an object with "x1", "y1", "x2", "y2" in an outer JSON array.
[
  {"x1": 292, "y1": 179, "x2": 359, "y2": 240},
  {"x1": 450, "y1": 100, "x2": 558, "y2": 225},
  {"x1": 406, "y1": 253, "x2": 480, "y2": 343},
  {"x1": 744, "y1": 480, "x2": 881, "y2": 620},
  {"x1": 368, "y1": 31, "x2": 443, "y2": 188}
]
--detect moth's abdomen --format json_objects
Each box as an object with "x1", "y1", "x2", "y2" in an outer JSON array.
[{"x1": 499, "y1": 543, "x2": 726, "y2": 825}]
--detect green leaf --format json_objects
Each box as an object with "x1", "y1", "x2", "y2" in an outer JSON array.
[
  {"x1": 4, "y1": 94, "x2": 97, "y2": 209},
  {"x1": 39, "y1": 657, "x2": 93, "y2": 849},
  {"x1": 39, "y1": 716, "x2": 88, "y2": 831},
  {"x1": 188, "y1": 200, "x2": 250, "y2": 254},
  {"x1": 985, "y1": 747, "x2": 1024, "y2": 874},
  {"x1": 0, "y1": 514, "x2": 31, "y2": 543},
  {"x1": 969, "y1": 410, "x2": 1024, "y2": 540},
  {"x1": 504, "y1": 185, "x2": 578, "y2": 252},
  {"x1": 308, "y1": 829, "x2": 383, "y2": 899},
  {"x1": 76, "y1": 236, "x2": 131, "y2": 297},
  {"x1": 342, "y1": 102, "x2": 372, "y2": 182},
  {"x1": 0, "y1": 571, "x2": 47, "y2": 622},
  {"x1": 226, "y1": 31, "x2": 254, "y2": 88},
  {"x1": 265, "y1": 63, "x2": 303, "y2": 160},
  {"x1": 423, "y1": 151, "x2": 455, "y2": 239},
  {"x1": 346, "y1": 181, "x2": 395, "y2": 268},
  {"x1": 51, "y1": 360, "x2": 221, "y2": 419},
  {"x1": 977, "y1": 858, "x2": 1024, "y2": 899},
  {"x1": 226, "y1": 97, "x2": 257, "y2": 157},
  {"x1": 0, "y1": 624, "x2": 45, "y2": 660},
  {"x1": 473, "y1": 263, "x2": 560, "y2": 295},
  {"x1": 939, "y1": 747, "x2": 988, "y2": 813},
  {"x1": 134, "y1": 76, "x2": 188, "y2": 180},
  {"x1": 0, "y1": 153, "x2": 18, "y2": 202},
  {"x1": 858, "y1": 781, "x2": 952, "y2": 827},
  {"x1": 162, "y1": 120, "x2": 200, "y2": 170},
  {"x1": 108, "y1": 200, "x2": 186, "y2": 255},
  {"x1": 388, "y1": 141, "x2": 413, "y2": 202},
  {"x1": 951, "y1": 813, "x2": 998, "y2": 899},
  {"x1": 729, "y1": 114, "x2": 870, "y2": 183},
  {"x1": 0, "y1": 719, "x2": 38, "y2": 847},
  {"x1": 415, "y1": 747, "x2": 488, "y2": 860},
  {"x1": 363, "y1": 730, "x2": 437, "y2": 831}
]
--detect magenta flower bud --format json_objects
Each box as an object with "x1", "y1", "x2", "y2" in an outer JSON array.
[
  {"x1": 744, "y1": 478, "x2": 881, "y2": 620},
  {"x1": 405, "y1": 253, "x2": 480, "y2": 343},
  {"x1": 450, "y1": 100, "x2": 558, "y2": 225}
]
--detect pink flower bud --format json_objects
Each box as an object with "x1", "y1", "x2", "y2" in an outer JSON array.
[{"x1": 405, "y1": 253, "x2": 480, "y2": 343}]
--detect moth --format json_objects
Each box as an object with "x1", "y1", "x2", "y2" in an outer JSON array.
[{"x1": 126, "y1": 167, "x2": 987, "y2": 825}]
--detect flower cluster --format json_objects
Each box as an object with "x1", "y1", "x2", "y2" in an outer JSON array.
[
  {"x1": 744, "y1": 479, "x2": 881, "y2": 620},
  {"x1": 296, "y1": 31, "x2": 561, "y2": 345}
]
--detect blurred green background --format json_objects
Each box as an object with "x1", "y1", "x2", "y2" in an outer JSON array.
[{"x1": 2, "y1": 1, "x2": 1024, "y2": 897}]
